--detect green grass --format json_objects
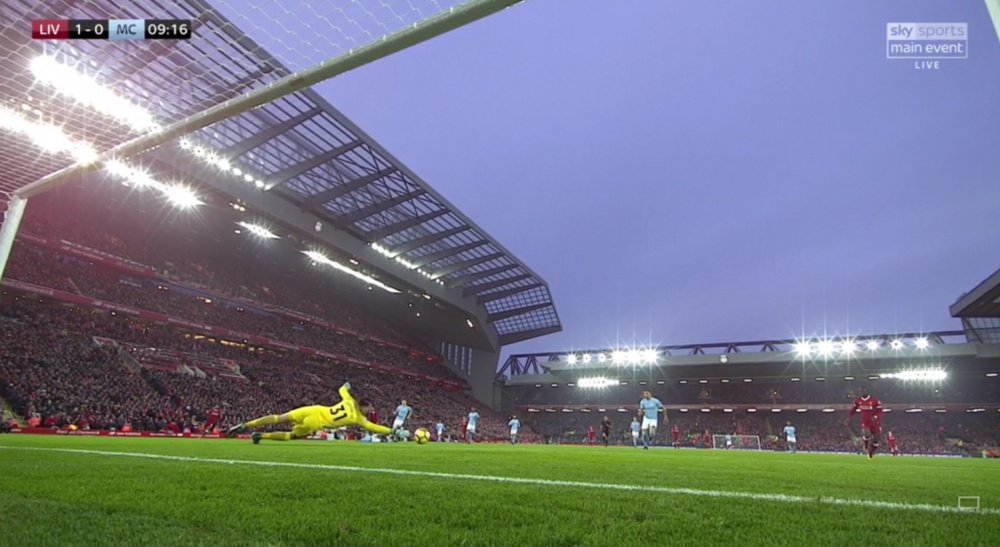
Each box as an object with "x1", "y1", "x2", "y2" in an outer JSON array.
[{"x1": 1, "y1": 436, "x2": 998, "y2": 546}]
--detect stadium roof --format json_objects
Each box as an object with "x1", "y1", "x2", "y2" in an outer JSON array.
[
  {"x1": 0, "y1": 0, "x2": 559, "y2": 348},
  {"x1": 950, "y1": 267, "x2": 1000, "y2": 344}
]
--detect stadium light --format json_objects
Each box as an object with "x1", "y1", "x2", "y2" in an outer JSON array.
[
  {"x1": 641, "y1": 348, "x2": 658, "y2": 364},
  {"x1": 236, "y1": 221, "x2": 279, "y2": 240},
  {"x1": 596, "y1": 352, "x2": 607, "y2": 363},
  {"x1": 816, "y1": 339, "x2": 835, "y2": 358},
  {"x1": 746, "y1": 408, "x2": 757, "y2": 413},
  {"x1": 881, "y1": 370, "x2": 947, "y2": 381},
  {"x1": 581, "y1": 353, "x2": 592, "y2": 364},
  {"x1": 104, "y1": 160, "x2": 203, "y2": 208},
  {"x1": 577, "y1": 377, "x2": 617, "y2": 388},
  {"x1": 935, "y1": 409, "x2": 947, "y2": 413},
  {"x1": 865, "y1": 340, "x2": 880, "y2": 351},
  {"x1": 679, "y1": 408, "x2": 689, "y2": 413},
  {"x1": 771, "y1": 409, "x2": 782, "y2": 413},
  {"x1": 611, "y1": 350, "x2": 627, "y2": 365},
  {"x1": 565, "y1": 354, "x2": 578, "y2": 365},
  {"x1": 0, "y1": 106, "x2": 98, "y2": 164},
  {"x1": 914, "y1": 337, "x2": 930, "y2": 350},
  {"x1": 743, "y1": 378, "x2": 753, "y2": 383},
  {"x1": 987, "y1": 373, "x2": 998, "y2": 378},
  {"x1": 822, "y1": 408, "x2": 836, "y2": 413},
  {"x1": 796, "y1": 409, "x2": 808, "y2": 413},
  {"x1": 723, "y1": 408, "x2": 733, "y2": 413},
  {"x1": 793, "y1": 341, "x2": 812, "y2": 358},
  {"x1": 890, "y1": 339, "x2": 904, "y2": 350},
  {"x1": 302, "y1": 250, "x2": 400, "y2": 294},
  {"x1": 840, "y1": 339, "x2": 857, "y2": 357},
  {"x1": 627, "y1": 349, "x2": 642, "y2": 364},
  {"x1": 30, "y1": 55, "x2": 159, "y2": 132},
  {"x1": 790, "y1": 377, "x2": 800, "y2": 382},
  {"x1": 904, "y1": 408, "x2": 923, "y2": 413}
]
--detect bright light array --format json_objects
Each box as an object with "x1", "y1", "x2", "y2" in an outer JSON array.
[
  {"x1": 577, "y1": 377, "x2": 617, "y2": 389},
  {"x1": 236, "y1": 221, "x2": 279, "y2": 240},
  {"x1": 611, "y1": 350, "x2": 627, "y2": 365},
  {"x1": 581, "y1": 353, "x2": 592, "y2": 364},
  {"x1": 303, "y1": 250, "x2": 400, "y2": 294},
  {"x1": 882, "y1": 370, "x2": 947, "y2": 381},
  {"x1": 641, "y1": 348, "x2": 659, "y2": 364},
  {"x1": 565, "y1": 354, "x2": 578, "y2": 365},
  {"x1": 840, "y1": 339, "x2": 857, "y2": 356},
  {"x1": 0, "y1": 106, "x2": 97, "y2": 163},
  {"x1": 104, "y1": 159, "x2": 202, "y2": 208},
  {"x1": 890, "y1": 339, "x2": 904, "y2": 350},
  {"x1": 816, "y1": 339, "x2": 835, "y2": 358},
  {"x1": 30, "y1": 55, "x2": 159, "y2": 132},
  {"x1": 793, "y1": 341, "x2": 812, "y2": 358},
  {"x1": 183, "y1": 139, "x2": 267, "y2": 189},
  {"x1": 596, "y1": 353, "x2": 607, "y2": 363},
  {"x1": 914, "y1": 337, "x2": 930, "y2": 350},
  {"x1": 866, "y1": 340, "x2": 880, "y2": 351},
  {"x1": 627, "y1": 349, "x2": 642, "y2": 363}
]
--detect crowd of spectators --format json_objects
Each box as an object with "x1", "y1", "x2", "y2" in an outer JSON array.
[{"x1": 0, "y1": 300, "x2": 532, "y2": 441}]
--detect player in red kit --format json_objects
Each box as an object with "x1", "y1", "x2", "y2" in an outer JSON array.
[
  {"x1": 886, "y1": 431, "x2": 899, "y2": 456},
  {"x1": 671, "y1": 424, "x2": 681, "y2": 448},
  {"x1": 844, "y1": 386, "x2": 884, "y2": 459},
  {"x1": 587, "y1": 425, "x2": 596, "y2": 445},
  {"x1": 702, "y1": 429, "x2": 711, "y2": 449},
  {"x1": 201, "y1": 407, "x2": 221, "y2": 437}
]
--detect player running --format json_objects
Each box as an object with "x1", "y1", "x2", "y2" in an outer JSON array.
[
  {"x1": 638, "y1": 390, "x2": 664, "y2": 450},
  {"x1": 393, "y1": 399, "x2": 412, "y2": 432},
  {"x1": 587, "y1": 424, "x2": 596, "y2": 445},
  {"x1": 783, "y1": 421, "x2": 797, "y2": 453},
  {"x1": 200, "y1": 407, "x2": 221, "y2": 438},
  {"x1": 466, "y1": 408, "x2": 480, "y2": 444},
  {"x1": 508, "y1": 415, "x2": 521, "y2": 445},
  {"x1": 844, "y1": 386, "x2": 884, "y2": 459},
  {"x1": 887, "y1": 431, "x2": 899, "y2": 456},
  {"x1": 601, "y1": 416, "x2": 612, "y2": 447},
  {"x1": 226, "y1": 383, "x2": 390, "y2": 443},
  {"x1": 436, "y1": 421, "x2": 445, "y2": 442},
  {"x1": 630, "y1": 417, "x2": 641, "y2": 447},
  {"x1": 671, "y1": 424, "x2": 681, "y2": 449}
]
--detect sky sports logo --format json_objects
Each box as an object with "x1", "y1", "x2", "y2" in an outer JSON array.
[{"x1": 886, "y1": 23, "x2": 967, "y2": 60}]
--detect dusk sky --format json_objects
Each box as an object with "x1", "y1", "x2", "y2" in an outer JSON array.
[{"x1": 224, "y1": 1, "x2": 1000, "y2": 357}]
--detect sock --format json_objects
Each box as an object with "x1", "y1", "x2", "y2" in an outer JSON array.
[
  {"x1": 869, "y1": 442, "x2": 878, "y2": 457},
  {"x1": 642, "y1": 432, "x2": 649, "y2": 448},
  {"x1": 246, "y1": 415, "x2": 280, "y2": 428},
  {"x1": 260, "y1": 432, "x2": 292, "y2": 441}
]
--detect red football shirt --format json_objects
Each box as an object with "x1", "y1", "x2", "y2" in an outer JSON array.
[{"x1": 849, "y1": 395, "x2": 883, "y2": 424}]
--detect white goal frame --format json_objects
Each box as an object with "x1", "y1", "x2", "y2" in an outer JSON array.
[{"x1": 712, "y1": 434, "x2": 761, "y2": 450}]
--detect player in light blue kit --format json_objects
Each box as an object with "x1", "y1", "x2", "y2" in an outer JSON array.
[
  {"x1": 392, "y1": 399, "x2": 412, "y2": 432},
  {"x1": 638, "y1": 391, "x2": 664, "y2": 450},
  {"x1": 466, "y1": 408, "x2": 480, "y2": 444},
  {"x1": 783, "y1": 421, "x2": 797, "y2": 453},
  {"x1": 508, "y1": 415, "x2": 521, "y2": 445},
  {"x1": 630, "y1": 417, "x2": 641, "y2": 447},
  {"x1": 435, "y1": 421, "x2": 445, "y2": 442}
]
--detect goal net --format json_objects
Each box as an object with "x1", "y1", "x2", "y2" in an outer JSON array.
[{"x1": 712, "y1": 434, "x2": 761, "y2": 450}]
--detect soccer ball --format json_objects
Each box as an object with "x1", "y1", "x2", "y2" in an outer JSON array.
[{"x1": 414, "y1": 428, "x2": 430, "y2": 444}]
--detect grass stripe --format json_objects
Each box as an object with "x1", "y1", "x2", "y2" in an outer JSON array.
[{"x1": 3, "y1": 445, "x2": 996, "y2": 517}]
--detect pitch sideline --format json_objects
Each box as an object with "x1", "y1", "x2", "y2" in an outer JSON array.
[{"x1": 1, "y1": 445, "x2": 996, "y2": 517}]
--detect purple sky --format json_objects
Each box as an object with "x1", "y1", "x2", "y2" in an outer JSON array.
[{"x1": 251, "y1": 1, "x2": 1000, "y2": 356}]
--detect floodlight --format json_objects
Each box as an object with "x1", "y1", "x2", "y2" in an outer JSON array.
[
  {"x1": 793, "y1": 341, "x2": 812, "y2": 358},
  {"x1": 865, "y1": 340, "x2": 880, "y2": 351},
  {"x1": 162, "y1": 185, "x2": 203, "y2": 209},
  {"x1": 596, "y1": 353, "x2": 607, "y2": 363},
  {"x1": 581, "y1": 353, "x2": 592, "y2": 364},
  {"x1": 883, "y1": 370, "x2": 946, "y2": 381},
  {"x1": 627, "y1": 349, "x2": 642, "y2": 364},
  {"x1": 566, "y1": 354, "x2": 578, "y2": 365},
  {"x1": 300, "y1": 250, "x2": 400, "y2": 294},
  {"x1": 611, "y1": 350, "x2": 627, "y2": 365},
  {"x1": 914, "y1": 337, "x2": 930, "y2": 350},
  {"x1": 840, "y1": 339, "x2": 857, "y2": 356},
  {"x1": 816, "y1": 339, "x2": 835, "y2": 358},
  {"x1": 890, "y1": 339, "x2": 903, "y2": 350},
  {"x1": 236, "y1": 221, "x2": 279, "y2": 240},
  {"x1": 577, "y1": 377, "x2": 616, "y2": 388},
  {"x1": 641, "y1": 349, "x2": 658, "y2": 364}
]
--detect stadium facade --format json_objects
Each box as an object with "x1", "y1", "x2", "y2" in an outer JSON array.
[
  {"x1": 0, "y1": 0, "x2": 556, "y2": 409},
  {"x1": 499, "y1": 268, "x2": 1000, "y2": 417}
]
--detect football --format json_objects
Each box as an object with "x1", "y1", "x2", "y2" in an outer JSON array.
[{"x1": 414, "y1": 428, "x2": 430, "y2": 444}]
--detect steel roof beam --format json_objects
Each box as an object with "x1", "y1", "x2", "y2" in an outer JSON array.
[
  {"x1": 337, "y1": 191, "x2": 424, "y2": 224},
  {"x1": 488, "y1": 303, "x2": 552, "y2": 322},
  {"x1": 447, "y1": 263, "x2": 519, "y2": 288},
  {"x1": 388, "y1": 226, "x2": 469, "y2": 255},
  {"x1": 267, "y1": 139, "x2": 363, "y2": 188},
  {"x1": 477, "y1": 283, "x2": 543, "y2": 305},
  {"x1": 366, "y1": 209, "x2": 450, "y2": 240},
  {"x1": 304, "y1": 166, "x2": 398, "y2": 208},
  {"x1": 463, "y1": 274, "x2": 532, "y2": 297},
  {"x1": 225, "y1": 107, "x2": 322, "y2": 157},
  {"x1": 432, "y1": 252, "x2": 504, "y2": 279},
  {"x1": 411, "y1": 240, "x2": 487, "y2": 268}
]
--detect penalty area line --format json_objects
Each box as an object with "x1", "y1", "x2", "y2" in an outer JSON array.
[{"x1": 1, "y1": 445, "x2": 996, "y2": 517}]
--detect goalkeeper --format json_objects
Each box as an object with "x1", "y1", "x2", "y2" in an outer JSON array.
[{"x1": 226, "y1": 383, "x2": 392, "y2": 444}]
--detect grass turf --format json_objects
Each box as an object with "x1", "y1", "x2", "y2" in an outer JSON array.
[{"x1": 1, "y1": 435, "x2": 997, "y2": 546}]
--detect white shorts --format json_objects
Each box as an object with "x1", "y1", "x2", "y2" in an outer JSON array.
[
  {"x1": 466, "y1": 425, "x2": 476, "y2": 434},
  {"x1": 631, "y1": 431, "x2": 639, "y2": 439},
  {"x1": 641, "y1": 417, "x2": 658, "y2": 430},
  {"x1": 787, "y1": 438, "x2": 796, "y2": 444},
  {"x1": 392, "y1": 418, "x2": 405, "y2": 430},
  {"x1": 510, "y1": 429, "x2": 518, "y2": 436}
]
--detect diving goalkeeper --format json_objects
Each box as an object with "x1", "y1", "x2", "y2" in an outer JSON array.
[{"x1": 225, "y1": 383, "x2": 391, "y2": 444}]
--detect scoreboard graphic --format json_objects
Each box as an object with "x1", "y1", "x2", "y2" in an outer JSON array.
[{"x1": 32, "y1": 19, "x2": 192, "y2": 40}]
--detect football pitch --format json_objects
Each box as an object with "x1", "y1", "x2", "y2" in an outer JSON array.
[{"x1": 1, "y1": 436, "x2": 997, "y2": 546}]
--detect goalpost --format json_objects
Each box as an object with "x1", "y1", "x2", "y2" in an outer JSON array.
[{"x1": 712, "y1": 434, "x2": 762, "y2": 450}]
